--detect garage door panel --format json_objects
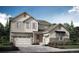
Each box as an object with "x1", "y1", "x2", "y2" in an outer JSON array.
[{"x1": 14, "y1": 38, "x2": 32, "y2": 47}]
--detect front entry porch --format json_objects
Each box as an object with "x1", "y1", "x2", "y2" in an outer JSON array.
[
  {"x1": 55, "y1": 31, "x2": 66, "y2": 41},
  {"x1": 33, "y1": 32, "x2": 43, "y2": 45}
]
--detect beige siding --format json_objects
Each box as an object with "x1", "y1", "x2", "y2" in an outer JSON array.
[
  {"x1": 11, "y1": 22, "x2": 25, "y2": 32},
  {"x1": 11, "y1": 16, "x2": 38, "y2": 33},
  {"x1": 50, "y1": 26, "x2": 69, "y2": 39},
  {"x1": 43, "y1": 26, "x2": 70, "y2": 44},
  {"x1": 24, "y1": 18, "x2": 38, "y2": 32}
]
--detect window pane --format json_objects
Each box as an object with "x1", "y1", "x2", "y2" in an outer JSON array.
[
  {"x1": 26, "y1": 22, "x2": 29, "y2": 29},
  {"x1": 33, "y1": 23, "x2": 36, "y2": 29},
  {"x1": 17, "y1": 22, "x2": 21, "y2": 28}
]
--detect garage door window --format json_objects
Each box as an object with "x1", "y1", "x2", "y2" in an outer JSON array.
[{"x1": 14, "y1": 36, "x2": 31, "y2": 38}]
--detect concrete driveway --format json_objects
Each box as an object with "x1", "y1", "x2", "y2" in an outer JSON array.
[
  {"x1": 18, "y1": 45, "x2": 79, "y2": 53},
  {"x1": 18, "y1": 45, "x2": 63, "y2": 53}
]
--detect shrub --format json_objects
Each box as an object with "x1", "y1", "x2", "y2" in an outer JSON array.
[
  {"x1": 48, "y1": 41, "x2": 58, "y2": 47},
  {"x1": 56, "y1": 41, "x2": 63, "y2": 45},
  {"x1": 1, "y1": 36, "x2": 9, "y2": 43}
]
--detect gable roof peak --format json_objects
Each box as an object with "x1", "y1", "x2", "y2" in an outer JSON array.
[
  {"x1": 13, "y1": 12, "x2": 27, "y2": 19},
  {"x1": 44, "y1": 23, "x2": 69, "y2": 33},
  {"x1": 11, "y1": 12, "x2": 33, "y2": 22}
]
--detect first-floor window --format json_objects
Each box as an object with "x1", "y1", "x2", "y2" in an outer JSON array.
[{"x1": 56, "y1": 33, "x2": 64, "y2": 40}]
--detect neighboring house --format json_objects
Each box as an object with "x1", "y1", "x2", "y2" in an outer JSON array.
[{"x1": 10, "y1": 12, "x2": 70, "y2": 47}]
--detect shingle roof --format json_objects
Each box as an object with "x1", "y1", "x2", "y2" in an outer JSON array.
[
  {"x1": 37, "y1": 20, "x2": 51, "y2": 30},
  {"x1": 37, "y1": 20, "x2": 51, "y2": 26}
]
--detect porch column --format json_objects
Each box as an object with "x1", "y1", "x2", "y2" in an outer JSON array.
[{"x1": 33, "y1": 32, "x2": 36, "y2": 44}]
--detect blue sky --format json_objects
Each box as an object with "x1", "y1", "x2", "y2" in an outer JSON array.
[
  {"x1": 0, "y1": 6, "x2": 79, "y2": 26},
  {"x1": 0, "y1": 6, "x2": 72, "y2": 17}
]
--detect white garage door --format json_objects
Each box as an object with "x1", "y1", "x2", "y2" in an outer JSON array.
[{"x1": 14, "y1": 37, "x2": 32, "y2": 47}]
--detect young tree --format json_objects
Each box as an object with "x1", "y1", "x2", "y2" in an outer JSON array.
[
  {"x1": 64, "y1": 23, "x2": 71, "y2": 31},
  {"x1": 69, "y1": 21, "x2": 78, "y2": 44},
  {"x1": 0, "y1": 22, "x2": 4, "y2": 43},
  {"x1": 64, "y1": 21, "x2": 78, "y2": 44},
  {"x1": 4, "y1": 17, "x2": 11, "y2": 41},
  {"x1": 0, "y1": 23, "x2": 4, "y2": 36}
]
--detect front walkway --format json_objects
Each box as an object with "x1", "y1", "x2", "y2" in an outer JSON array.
[{"x1": 18, "y1": 45, "x2": 79, "y2": 53}]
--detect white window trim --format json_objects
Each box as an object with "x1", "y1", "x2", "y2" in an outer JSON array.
[
  {"x1": 17, "y1": 22, "x2": 21, "y2": 29},
  {"x1": 26, "y1": 22, "x2": 30, "y2": 29},
  {"x1": 32, "y1": 23, "x2": 36, "y2": 29}
]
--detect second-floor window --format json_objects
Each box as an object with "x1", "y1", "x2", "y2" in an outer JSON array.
[
  {"x1": 17, "y1": 22, "x2": 21, "y2": 29},
  {"x1": 26, "y1": 22, "x2": 30, "y2": 29},
  {"x1": 32, "y1": 23, "x2": 36, "y2": 29}
]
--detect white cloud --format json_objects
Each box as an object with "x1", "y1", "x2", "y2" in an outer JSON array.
[
  {"x1": 68, "y1": 6, "x2": 79, "y2": 13},
  {"x1": 0, "y1": 13, "x2": 11, "y2": 26},
  {"x1": 68, "y1": 6, "x2": 79, "y2": 27}
]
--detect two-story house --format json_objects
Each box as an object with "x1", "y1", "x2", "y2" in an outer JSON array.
[{"x1": 10, "y1": 12, "x2": 70, "y2": 47}]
